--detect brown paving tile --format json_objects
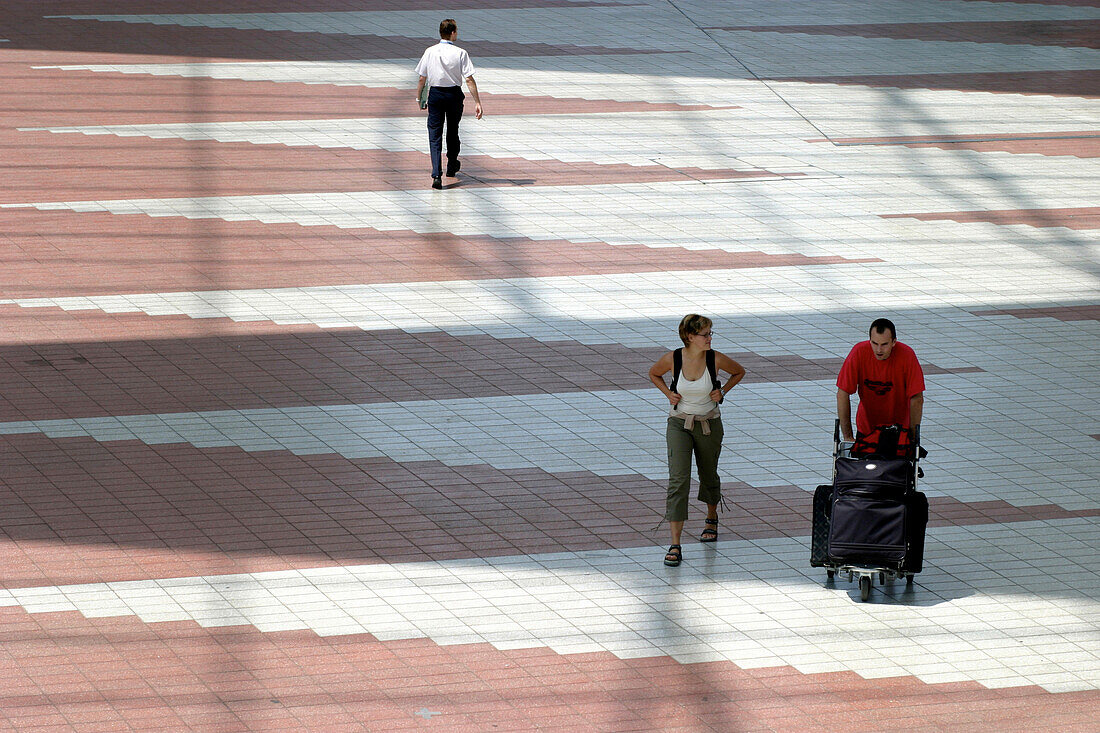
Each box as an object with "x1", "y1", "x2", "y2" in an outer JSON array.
[
  {"x1": 1, "y1": 433, "x2": 1095, "y2": 589},
  {"x1": 810, "y1": 131, "x2": 1100, "y2": 158},
  {"x1": 0, "y1": 209, "x2": 871, "y2": 299},
  {"x1": 709, "y1": 20, "x2": 1100, "y2": 49},
  {"x1": 970, "y1": 304, "x2": 1100, "y2": 322},
  {"x1": 0, "y1": 129, "x2": 779, "y2": 204},
  {"x1": 882, "y1": 206, "x2": 1100, "y2": 230},
  {"x1": 776, "y1": 70, "x2": 1100, "y2": 98},
  {"x1": 0, "y1": 306, "x2": 972, "y2": 421},
  {"x1": 0, "y1": 66, "x2": 727, "y2": 129},
  {"x1": 956, "y1": 0, "x2": 1100, "y2": 6},
  {"x1": 5, "y1": 7, "x2": 658, "y2": 68}
]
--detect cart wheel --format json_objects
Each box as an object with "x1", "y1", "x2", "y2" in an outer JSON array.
[
  {"x1": 906, "y1": 574, "x2": 914, "y2": 586},
  {"x1": 827, "y1": 569, "x2": 835, "y2": 579},
  {"x1": 879, "y1": 572, "x2": 885, "y2": 585},
  {"x1": 859, "y1": 576, "x2": 871, "y2": 601}
]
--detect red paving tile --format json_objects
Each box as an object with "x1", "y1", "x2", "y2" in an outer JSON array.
[
  {"x1": 0, "y1": 129, "x2": 779, "y2": 204},
  {"x1": 709, "y1": 21, "x2": 1100, "y2": 49},
  {"x1": 881, "y1": 206, "x2": 1100, "y2": 230},
  {"x1": 6, "y1": 8, "x2": 659, "y2": 66},
  {"x1": 971, "y1": 304, "x2": 1100, "y2": 322},
  {"x1": 957, "y1": 0, "x2": 1100, "y2": 6},
  {"x1": 0, "y1": 307, "x2": 980, "y2": 420},
  {"x1": 778, "y1": 70, "x2": 1100, "y2": 98},
  {"x1": 0, "y1": 606, "x2": 1094, "y2": 733},
  {"x1": 0, "y1": 432, "x2": 1094, "y2": 588},
  {"x1": 810, "y1": 131, "x2": 1100, "y2": 158},
  {"x1": 0, "y1": 67, "x2": 728, "y2": 128},
  {"x1": 0, "y1": 210, "x2": 874, "y2": 298},
  {"x1": 22, "y1": 0, "x2": 638, "y2": 17}
]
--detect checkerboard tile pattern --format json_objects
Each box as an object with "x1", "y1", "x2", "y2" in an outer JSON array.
[{"x1": 1, "y1": 0, "x2": 1098, "y2": 729}]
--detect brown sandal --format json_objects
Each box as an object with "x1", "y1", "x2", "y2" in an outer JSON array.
[{"x1": 700, "y1": 517, "x2": 718, "y2": 543}]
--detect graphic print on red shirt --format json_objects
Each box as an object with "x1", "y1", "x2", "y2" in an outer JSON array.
[{"x1": 836, "y1": 340, "x2": 925, "y2": 434}]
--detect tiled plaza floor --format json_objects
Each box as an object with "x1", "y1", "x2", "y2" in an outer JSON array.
[{"x1": 1, "y1": 1, "x2": 1098, "y2": 731}]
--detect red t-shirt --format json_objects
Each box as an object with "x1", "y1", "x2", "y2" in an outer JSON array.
[{"x1": 836, "y1": 341, "x2": 925, "y2": 434}]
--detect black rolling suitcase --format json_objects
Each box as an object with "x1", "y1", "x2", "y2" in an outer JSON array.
[
  {"x1": 902, "y1": 490, "x2": 928, "y2": 575},
  {"x1": 828, "y1": 455, "x2": 915, "y2": 568},
  {"x1": 810, "y1": 484, "x2": 832, "y2": 567},
  {"x1": 815, "y1": 423, "x2": 929, "y2": 600}
]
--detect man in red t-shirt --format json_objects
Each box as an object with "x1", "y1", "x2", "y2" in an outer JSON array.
[{"x1": 836, "y1": 318, "x2": 925, "y2": 442}]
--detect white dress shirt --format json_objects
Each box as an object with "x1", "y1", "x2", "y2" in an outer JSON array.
[{"x1": 415, "y1": 40, "x2": 475, "y2": 87}]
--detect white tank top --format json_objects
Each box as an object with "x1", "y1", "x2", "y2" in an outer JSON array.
[{"x1": 672, "y1": 368, "x2": 717, "y2": 416}]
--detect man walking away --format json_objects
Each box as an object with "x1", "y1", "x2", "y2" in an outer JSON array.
[{"x1": 415, "y1": 19, "x2": 483, "y2": 190}]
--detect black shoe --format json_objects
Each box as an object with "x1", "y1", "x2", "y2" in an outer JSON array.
[
  {"x1": 431, "y1": 177, "x2": 442, "y2": 190},
  {"x1": 700, "y1": 517, "x2": 718, "y2": 543},
  {"x1": 446, "y1": 160, "x2": 460, "y2": 177}
]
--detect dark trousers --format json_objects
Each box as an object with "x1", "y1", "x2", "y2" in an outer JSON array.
[
  {"x1": 664, "y1": 416, "x2": 723, "y2": 521},
  {"x1": 426, "y1": 86, "x2": 464, "y2": 178}
]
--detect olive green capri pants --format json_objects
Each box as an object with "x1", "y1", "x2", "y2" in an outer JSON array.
[{"x1": 664, "y1": 415, "x2": 723, "y2": 522}]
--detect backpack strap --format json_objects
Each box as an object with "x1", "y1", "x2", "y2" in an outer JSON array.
[
  {"x1": 671, "y1": 349, "x2": 724, "y2": 403},
  {"x1": 670, "y1": 348, "x2": 682, "y2": 394},
  {"x1": 707, "y1": 349, "x2": 724, "y2": 403}
]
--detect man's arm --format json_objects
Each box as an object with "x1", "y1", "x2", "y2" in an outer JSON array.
[
  {"x1": 837, "y1": 389, "x2": 854, "y2": 441},
  {"x1": 465, "y1": 76, "x2": 483, "y2": 119},
  {"x1": 906, "y1": 347, "x2": 925, "y2": 432},
  {"x1": 909, "y1": 392, "x2": 924, "y2": 429},
  {"x1": 416, "y1": 75, "x2": 427, "y2": 108}
]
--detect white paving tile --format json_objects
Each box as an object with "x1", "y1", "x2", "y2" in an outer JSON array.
[
  {"x1": 8, "y1": 518, "x2": 1100, "y2": 692},
  {"x1": 0, "y1": 366, "x2": 1095, "y2": 509}
]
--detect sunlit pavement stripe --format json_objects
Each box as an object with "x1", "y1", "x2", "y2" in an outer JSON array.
[
  {"x1": 3, "y1": 176, "x2": 1097, "y2": 257},
  {"x1": 31, "y1": 58, "x2": 1100, "y2": 140},
  {"x1": 31, "y1": 56, "x2": 758, "y2": 99},
  {"x1": 18, "y1": 111, "x2": 1097, "y2": 184},
  {"x1": 1, "y1": 266, "x2": 1095, "y2": 347},
  {"x1": 0, "y1": 369, "x2": 1096, "y2": 510},
  {"x1": 20, "y1": 110, "x2": 820, "y2": 172},
  {"x1": 2, "y1": 518, "x2": 1097, "y2": 693}
]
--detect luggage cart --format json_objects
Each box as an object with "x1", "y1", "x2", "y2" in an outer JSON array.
[{"x1": 813, "y1": 421, "x2": 927, "y2": 602}]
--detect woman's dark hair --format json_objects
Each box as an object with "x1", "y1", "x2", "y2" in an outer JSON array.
[
  {"x1": 440, "y1": 19, "x2": 457, "y2": 38},
  {"x1": 678, "y1": 314, "x2": 712, "y2": 346}
]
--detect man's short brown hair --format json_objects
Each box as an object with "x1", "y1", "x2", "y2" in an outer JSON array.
[{"x1": 440, "y1": 19, "x2": 457, "y2": 38}]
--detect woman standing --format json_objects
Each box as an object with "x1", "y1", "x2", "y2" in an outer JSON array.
[{"x1": 648, "y1": 315, "x2": 746, "y2": 566}]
